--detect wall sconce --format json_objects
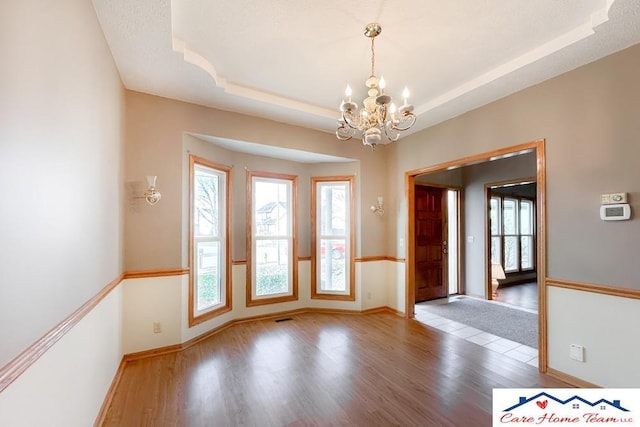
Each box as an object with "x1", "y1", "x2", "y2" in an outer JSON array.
[
  {"x1": 491, "y1": 263, "x2": 506, "y2": 297},
  {"x1": 143, "y1": 175, "x2": 162, "y2": 205},
  {"x1": 370, "y1": 196, "x2": 384, "y2": 216}
]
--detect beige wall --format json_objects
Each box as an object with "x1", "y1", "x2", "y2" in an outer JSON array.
[
  {"x1": 0, "y1": 0, "x2": 125, "y2": 366},
  {"x1": 390, "y1": 43, "x2": 640, "y2": 289},
  {"x1": 125, "y1": 91, "x2": 389, "y2": 270}
]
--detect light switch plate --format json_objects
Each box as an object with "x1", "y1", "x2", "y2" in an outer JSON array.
[{"x1": 601, "y1": 194, "x2": 611, "y2": 204}]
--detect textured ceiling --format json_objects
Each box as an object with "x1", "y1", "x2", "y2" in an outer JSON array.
[{"x1": 93, "y1": 0, "x2": 640, "y2": 140}]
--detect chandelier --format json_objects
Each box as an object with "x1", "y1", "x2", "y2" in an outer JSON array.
[{"x1": 336, "y1": 23, "x2": 416, "y2": 149}]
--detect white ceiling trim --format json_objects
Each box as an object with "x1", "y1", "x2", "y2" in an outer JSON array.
[
  {"x1": 170, "y1": 0, "x2": 616, "y2": 124},
  {"x1": 190, "y1": 134, "x2": 355, "y2": 164},
  {"x1": 171, "y1": 36, "x2": 337, "y2": 120},
  {"x1": 92, "y1": 0, "x2": 640, "y2": 138},
  {"x1": 416, "y1": 0, "x2": 616, "y2": 116}
]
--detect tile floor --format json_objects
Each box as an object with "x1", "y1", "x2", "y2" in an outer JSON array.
[{"x1": 414, "y1": 305, "x2": 539, "y2": 368}]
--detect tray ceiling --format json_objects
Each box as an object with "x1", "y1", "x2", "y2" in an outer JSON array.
[{"x1": 93, "y1": 0, "x2": 640, "y2": 137}]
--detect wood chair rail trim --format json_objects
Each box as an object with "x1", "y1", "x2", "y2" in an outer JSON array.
[
  {"x1": 355, "y1": 256, "x2": 405, "y2": 263},
  {"x1": 0, "y1": 273, "x2": 124, "y2": 394},
  {"x1": 124, "y1": 268, "x2": 189, "y2": 279},
  {"x1": 5, "y1": 266, "x2": 632, "y2": 401},
  {"x1": 546, "y1": 278, "x2": 640, "y2": 300}
]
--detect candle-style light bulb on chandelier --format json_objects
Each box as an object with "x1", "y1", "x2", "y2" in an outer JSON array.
[{"x1": 336, "y1": 23, "x2": 416, "y2": 149}]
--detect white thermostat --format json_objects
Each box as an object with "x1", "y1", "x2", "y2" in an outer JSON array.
[{"x1": 600, "y1": 203, "x2": 631, "y2": 221}]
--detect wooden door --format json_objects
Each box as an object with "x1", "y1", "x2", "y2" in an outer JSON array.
[{"x1": 414, "y1": 185, "x2": 448, "y2": 302}]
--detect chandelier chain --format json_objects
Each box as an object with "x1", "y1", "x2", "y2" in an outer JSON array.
[{"x1": 370, "y1": 37, "x2": 376, "y2": 77}]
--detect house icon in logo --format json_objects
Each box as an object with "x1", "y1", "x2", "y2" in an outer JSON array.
[{"x1": 504, "y1": 392, "x2": 630, "y2": 412}]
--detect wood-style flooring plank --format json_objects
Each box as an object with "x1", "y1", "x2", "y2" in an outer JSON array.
[
  {"x1": 102, "y1": 312, "x2": 568, "y2": 426},
  {"x1": 495, "y1": 282, "x2": 538, "y2": 311}
]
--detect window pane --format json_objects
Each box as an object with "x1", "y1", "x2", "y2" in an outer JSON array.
[
  {"x1": 320, "y1": 184, "x2": 347, "y2": 236},
  {"x1": 521, "y1": 236, "x2": 533, "y2": 269},
  {"x1": 520, "y1": 200, "x2": 533, "y2": 234},
  {"x1": 319, "y1": 239, "x2": 346, "y2": 291},
  {"x1": 255, "y1": 239, "x2": 289, "y2": 296},
  {"x1": 503, "y1": 199, "x2": 517, "y2": 235},
  {"x1": 196, "y1": 241, "x2": 220, "y2": 310},
  {"x1": 314, "y1": 179, "x2": 352, "y2": 298},
  {"x1": 504, "y1": 236, "x2": 519, "y2": 272},
  {"x1": 447, "y1": 190, "x2": 458, "y2": 295},
  {"x1": 255, "y1": 181, "x2": 289, "y2": 237},
  {"x1": 194, "y1": 169, "x2": 219, "y2": 237},
  {"x1": 491, "y1": 237, "x2": 502, "y2": 264},
  {"x1": 190, "y1": 159, "x2": 229, "y2": 322},
  {"x1": 490, "y1": 197, "x2": 500, "y2": 235}
]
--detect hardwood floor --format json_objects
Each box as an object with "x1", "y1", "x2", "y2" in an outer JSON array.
[
  {"x1": 102, "y1": 311, "x2": 567, "y2": 426},
  {"x1": 494, "y1": 282, "x2": 538, "y2": 311}
]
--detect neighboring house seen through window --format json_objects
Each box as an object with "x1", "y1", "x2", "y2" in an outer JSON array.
[{"x1": 247, "y1": 171, "x2": 298, "y2": 306}]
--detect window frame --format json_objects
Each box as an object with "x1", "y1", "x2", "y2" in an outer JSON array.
[
  {"x1": 519, "y1": 199, "x2": 535, "y2": 270},
  {"x1": 310, "y1": 176, "x2": 356, "y2": 301},
  {"x1": 246, "y1": 171, "x2": 298, "y2": 307},
  {"x1": 502, "y1": 197, "x2": 520, "y2": 272},
  {"x1": 188, "y1": 155, "x2": 232, "y2": 326},
  {"x1": 490, "y1": 193, "x2": 536, "y2": 275},
  {"x1": 490, "y1": 196, "x2": 502, "y2": 266}
]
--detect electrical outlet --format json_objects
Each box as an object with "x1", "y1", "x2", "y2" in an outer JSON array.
[
  {"x1": 153, "y1": 322, "x2": 162, "y2": 334},
  {"x1": 367, "y1": 291, "x2": 372, "y2": 300},
  {"x1": 570, "y1": 344, "x2": 584, "y2": 362}
]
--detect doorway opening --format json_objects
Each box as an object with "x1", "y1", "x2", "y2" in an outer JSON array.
[{"x1": 405, "y1": 139, "x2": 547, "y2": 371}]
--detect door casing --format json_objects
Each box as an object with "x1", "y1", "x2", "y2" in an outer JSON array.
[{"x1": 405, "y1": 139, "x2": 547, "y2": 372}]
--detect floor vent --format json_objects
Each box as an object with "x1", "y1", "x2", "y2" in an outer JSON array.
[{"x1": 275, "y1": 317, "x2": 293, "y2": 323}]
